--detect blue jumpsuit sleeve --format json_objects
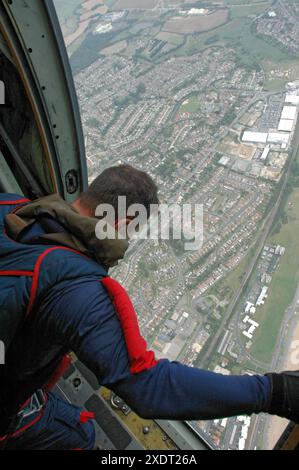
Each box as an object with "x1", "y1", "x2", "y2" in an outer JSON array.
[{"x1": 39, "y1": 277, "x2": 270, "y2": 421}]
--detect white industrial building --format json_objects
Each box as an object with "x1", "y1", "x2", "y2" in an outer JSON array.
[
  {"x1": 237, "y1": 416, "x2": 251, "y2": 451},
  {"x1": 285, "y1": 94, "x2": 299, "y2": 106},
  {"x1": 188, "y1": 8, "x2": 208, "y2": 15},
  {"x1": 245, "y1": 301, "x2": 254, "y2": 313},
  {"x1": 278, "y1": 119, "x2": 294, "y2": 132},
  {"x1": 260, "y1": 145, "x2": 270, "y2": 161},
  {"x1": 256, "y1": 286, "x2": 268, "y2": 306},
  {"x1": 267, "y1": 132, "x2": 290, "y2": 145},
  {"x1": 242, "y1": 131, "x2": 290, "y2": 146},
  {"x1": 281, "y1": 105, "x2": 297, "y2": 120},
  {"x1": 242, "y1": 131, "x2": 268, "y2": 143},
  {"x1": 242, "y1": 317, "x2": 259, "y2": 339},
  {"x1": 219, "y1": 156, "x2": 230, "y2": 166}
]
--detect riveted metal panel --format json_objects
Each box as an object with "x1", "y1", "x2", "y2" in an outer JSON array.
[{"x1": 0, "y1": 0, "x2": 87, "y2": 200}]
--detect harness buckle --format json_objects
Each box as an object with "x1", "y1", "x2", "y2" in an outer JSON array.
[{"x1": 17, "y1": 389, "x2": 46, "y2": 421}]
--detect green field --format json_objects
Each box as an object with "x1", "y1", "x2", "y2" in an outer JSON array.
[
  {"x1": 54, "y1": 0, "x2": 82, "y2": 35},
  {"x1": 156, "y1": 31, "x2": 184, "y2": 46},
  {"x1": 249, "y1": 123, "x2": 299, "y2": 364},
  {"x1": 208, "y1": 244, "x2": 257, "y2": 306},
  {"x1": 177, "y1": 12, "x2": 292, "y2": 63},
  {"x1": 180, "y1": 94, "x2": 201, "y2": 113},
  {"x1": 263, "y1": 59, "x2": 299, "y2": 92},
  {"x1": 250, "y1": 186, "x2": 299, "y2": 364},
  {"x1": 230, "y1": 2, "x2": 273, "y2": 18}
]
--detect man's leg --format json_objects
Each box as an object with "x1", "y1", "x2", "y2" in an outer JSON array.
[{"x1": 5, "y1": 392, "x2": 95, "y2": 450}]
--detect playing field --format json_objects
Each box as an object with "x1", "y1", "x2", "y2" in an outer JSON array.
[{"x1": 162, "y1": 9, "x2": 229, "y2": 35}]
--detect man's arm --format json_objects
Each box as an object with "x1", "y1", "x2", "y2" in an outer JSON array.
[
  {"x1": 110, "y1": 359, "x2": 270, "y2": 420},
  {"x1": 39, "y1": 277, "x2": 271, "y2": 421}
]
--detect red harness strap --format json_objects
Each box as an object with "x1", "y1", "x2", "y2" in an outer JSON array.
[
  {"x1": 0, "y1": 270, "x2": 33, "y2": 276},
  {"x1": 0, "y1": 198, "x2": 30, "y2": 205},
  {"x1": 101, "y1": 277, "x2": 158, "y2": 374},
  {"x1": 26, "y1": 246, "x2": 85, "y2": 316},
  {"x1": 25, "y1": 246, "x2": 88, "y2": 391}
]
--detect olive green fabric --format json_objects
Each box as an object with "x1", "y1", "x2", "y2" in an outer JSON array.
[{"x1": 5, "y1": 194, "x2": 129, "y2": 269}]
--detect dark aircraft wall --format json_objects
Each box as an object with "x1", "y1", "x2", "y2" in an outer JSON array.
[{"x1": 0, "y1": 49, "x2": 54, "y2": 197}]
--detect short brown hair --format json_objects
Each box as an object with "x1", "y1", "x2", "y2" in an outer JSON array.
[{"x1": 80, "y1": 164, "x2": 159, "y2": 218}]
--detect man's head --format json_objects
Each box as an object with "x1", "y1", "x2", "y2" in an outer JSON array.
[{"x1": 72, "y1": 164, "x2": 159, "y2": 232}]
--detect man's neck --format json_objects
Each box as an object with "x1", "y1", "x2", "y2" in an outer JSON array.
[{"x1": 71, "y1": 199, "x2": 91, "y2": 217}]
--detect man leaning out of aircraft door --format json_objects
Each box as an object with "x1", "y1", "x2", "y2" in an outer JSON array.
[{"x1": 0, "y1": 164, "x2": 298, "y2": 450}]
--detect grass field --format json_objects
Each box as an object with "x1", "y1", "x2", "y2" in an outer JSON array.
[
  {"x1": 54, "y1": 0, "x2": 82, "y2": 36},
  {"x1": 102, "y1": 39, "x2": 128, "y2": 55},
  {"x1": 230, "y1": 2, "x2": 272, "y2": 18},
  {"x1": 262, "y1": 59, "x2": 299, "y2": 92},
  {"x1": 189, "y1": 15, "x2": 290, "y2": 64},
  {"x1": 249, "y1": 187, "x2": 299, "y2": 364},
  {"x1": 162, "y1": 9, "x2": 229, "y2": 35},
  {"x1": 180, "y1": 94, "x2": 201, "y2": 113},
  {"x1": 249, "y1": 130, "x2": 299, "y2": 363},
  {"x1": 209, "y1": 245, "x2": 257, "y2": 304},
  {"x1": 156, "y1": 31, "x2": 184, "y2": 45}
]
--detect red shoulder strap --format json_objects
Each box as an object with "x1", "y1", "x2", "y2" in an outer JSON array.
[
  {"x1": 26, "y1": 246, "x2": 86, "y2": 316},
  {"x1": 101, "y1": 277, "x2": 159, "y2": 374}
]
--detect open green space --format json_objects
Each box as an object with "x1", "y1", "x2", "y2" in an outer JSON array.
[
  {"x1": 54, "y1": 0, "x2": 82, "y2": 35},
  {"x1": 180, "y1": 94, "x2": 201, "y2": 113},
  {"x1": 176, "y1": 11, "x2": 291, "y2": 63},
  {"x1": 249, "y1": 123, "x2": 299, "y2": 363},
  {"x1": 250, "y1": 186, "x2": 299, "y2": 364},
  {"x1": 208, "y1": 244, "x2": 257, "y2": 304}
]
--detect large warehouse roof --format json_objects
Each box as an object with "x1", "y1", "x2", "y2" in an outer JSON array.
[
  {"x1": 242, "y1": 131, "x2": 268, "y2": 143},
  {"x1": 281, "y1": 105, "x2": 297, "y2": 120},
  {"x1": 278, "y1": 119, "x2": 294, "y2": 132},
  {"x1": 268, "y1": 132, "x2": 290, "y2": 144}
]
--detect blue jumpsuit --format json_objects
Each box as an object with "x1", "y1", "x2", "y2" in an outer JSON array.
[{"x1": 2, "y1": 213, "x2": 271, "y2": 450}]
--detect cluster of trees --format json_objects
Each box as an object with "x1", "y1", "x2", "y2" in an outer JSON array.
[
  {"x1": 219, "y1": 107, "x2": 236, "y2": 126},
  {"x1": 113, "y1": 82, "x2": 146, "y2": 109}
]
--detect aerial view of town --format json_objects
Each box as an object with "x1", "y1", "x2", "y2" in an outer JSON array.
[{"x1": 55, "y1": 0, "x2": 299, "y2": 450}]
